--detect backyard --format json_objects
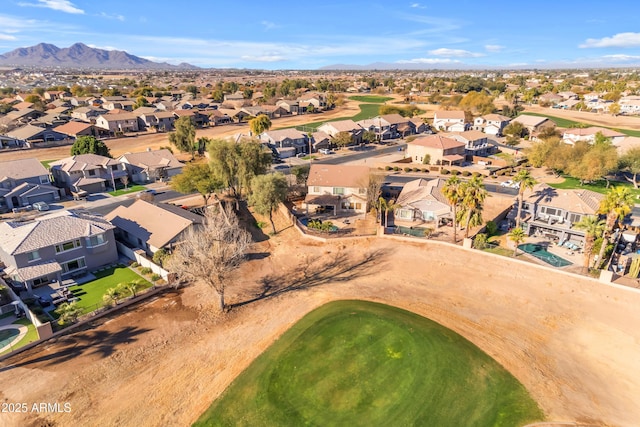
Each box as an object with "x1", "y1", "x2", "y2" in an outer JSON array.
[
  {"x1": 548, "y1": 175, "x2": 640, "y2": 197},
  {"x1": 0, "y1": 317, "x2": 38, "y2": 356},
  {"x1": 195, "y1": 300, "x2": 543, "y2": 427},
  {"x1": 64, "y1": 266, "x2": 153, "y2": 315}
]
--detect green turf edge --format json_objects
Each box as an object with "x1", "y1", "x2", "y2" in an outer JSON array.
[
  {"x1": 194, "y1": 300, "x2": 544, "y2": 427},
  {"x1": 521, "y1": 112, "x2": 640, "y2": 137}
]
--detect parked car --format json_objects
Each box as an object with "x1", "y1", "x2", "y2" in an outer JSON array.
[
  {"x1": 319, "y1": 148, "x2": 333, "y2": 155},
  {"x1": 138, "y1": 189, "x2": 157, "y2": 197},
  {"x1": 32, "y1": 201, "x2": 50, "y2": 211}
]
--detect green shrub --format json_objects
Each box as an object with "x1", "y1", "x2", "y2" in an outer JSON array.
[
  {"x1": 485, "y1": 220, "x2": 498, "y2": 236},
  {"x1": 451, "y1": 170, "x2": 459, "y2": 176},
  {"x1": 150, "y1": 273, "x2": 161, "y2": 282},
  {"x1": 404, "y1": 167, "x2": 412, "y2": 172},
  {"x1": 441, "y1": 168, "x2": 450, "y2": 175},
  {"x1": 130, "y1": 262, "x2": 139, "y2": 268},
  {"x1": 413, "y1": 167, "x2": 420, "y2": 172},
  {"x1": 462, "y1": 171, "x2": 471, "y2": 177},
  {"x1": 385, "y1": 166, "x2": 392, "y2": 171},
  {"x1": 393, "y1": 166, "x2": 400, "y2": 171},
  {"x1": 421, "y1": 169, "x2": 429, "y2": 173},
  {"x1": 140, "y1": 267, "x2": 153, "y2": 275},
  {"x1": 472, "y1": 172, "x2": 480, "y2": 178},
  {"x1": 473, "y1": 233, "x2": 489, "y2": 250}
]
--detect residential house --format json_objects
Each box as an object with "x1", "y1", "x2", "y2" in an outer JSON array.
[
  {"x1": 519, "y1": 184, "x2": 604, "y2": 246},
  {"x1": 538, "y1": 93, "x2": 564, "y2": 105},
  {"x1": 432, "y1": 110, "x2": 468, "y2": 132},
  {"x1": 406, "y1": 135, "x2": 466, "y2": 166},
  {"x1": 105, "y1": 200, "x2": 203, "y2": 256},
  {"x1": 95, "y1": 113, "x2": 140, "y2": 135},
  {"x1": 217, "y1": 108, "x2": 250, "y2": 123},
  {"x1": 445, "y1": 130, "x2": 493, "y2": 157},
  {"x1": 204, "y1": 109, "x2": 231, "y2": 126},
  {"x1": 0, "y1": 135, "x2": 20, "y2": 149},
  {"x1": 118, "y1": 149, "x2": 184, "y2": 183},
  {"x1": 154, "y1": 100, "x2": 177, "y2": 111},
  {"x1": 50, "y1": 154, "x2": 128, "y2": 194},
  {"x1": 305, "y1": 164, "x2": 370, "y2": 214},
  {"x1": 356, "y1": 118, "x2": 395, "y2": 141},
  {"x1": 71, "y1": 106, "x2": 106, "y2": 123},
  {"x1": 7, "y1": 124, "x2": 68, "y2": 144},
  {"x1": 53, "y1": 121, "x2": 99, "y2": 139},
  {"x1": 44, "y1": 90, "x2": 70, "y2": 101},
  {"x1": 259, "y1": 129, "x2": 309, "y2": 157},
  {"x1": 3, "y1": 108, "x2": 45, "y2": 125},
  {"x1": 317, "y1": 119, "x2": 364, "y2": 144},
  {"x1": 394, "y1": 178, "x2": 452, "y2": 227},
  {"x1": 613, "y1": 136, "x2": 640, "y2": 155},
  {"x1": 298, "y1": 93, "x2": 327, "y2": 111},
  {"x1": 511, "y1": 114, "x2": 556, "y2": 140},
  {"x1": 311, "y1": 131, "x2": 331, "y2": 151},
  {"x1": 409, "y1": 118, "x2": 429, "y2": 134},
  {"x1": 472, "y1": 114, "x2": 511, "y2": 136},
  {"x1": 562, "y1": 127, "x2": 626, "y2": 146},
  {"x1": 0, "y1": 210, "x2": 118, "y2": 292},
  {"x1": 260, "y1": 104, "x2": 290, "y2": 118},
  {"x1": 276, "y1": 100, "x2": 301, "y2": 114},
  {"x1": 558, "y1": 91, "x2": 578, "y2": 100},
  {"x1": 619, "y1": 96, "x2": 640, "y2": 115},
  {"x1": 0, "y1": 158, "x2": 63, "y2": 211},
  {"x1": 138, "y1": 111, "x2": 176, "y2": 131},
  {"x1": 69, "y1": 96, "x2": 91, "y2": 107}
]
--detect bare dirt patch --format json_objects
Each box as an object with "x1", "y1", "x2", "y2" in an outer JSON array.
[{"x1": 1, "y1": 217, "x2": 640, "y2": 427}]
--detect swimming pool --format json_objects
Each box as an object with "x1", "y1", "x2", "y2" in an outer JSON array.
[
  {"x1": 0, "y1": 328, "x2": 21, "y2": 350},
  {"x1": 518, "y1": 243, "x2": 573, "y2": 267}
]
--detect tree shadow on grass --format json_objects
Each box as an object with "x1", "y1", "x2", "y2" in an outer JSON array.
[
  {"x1": 0, "y1": 325, "x2": 150, "y2": 372},
  {"x1": 231, "y1": 247, "x2": 389, "y2": 309}
]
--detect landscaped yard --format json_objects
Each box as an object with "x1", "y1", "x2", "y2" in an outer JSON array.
[
  {"x1": 549, "y1": 175, "x2": 640, "y2": 197},
  {"x1": 108, "y1": 185, "x2": 146, "y2": 197},
  {"x1": 348, "y1": 95, "x2": 394, "y2": 103},
  {"x1": 195, "y1": 300, "x2": 543, "y2": 426},
  {"x1": 522, "y1": 112, "x2": 640, "y2": 137},
  {"x1": 66, "y1": 266, "x2": 152, "y2": 315}
]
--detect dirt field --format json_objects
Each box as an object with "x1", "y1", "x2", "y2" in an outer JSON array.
[{"x1": 1, "y1": 208, "x2": 640, "y2": 427}]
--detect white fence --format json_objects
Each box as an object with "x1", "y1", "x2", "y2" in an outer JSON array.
[{"x1": 116, "y1": 241, "x2": 170, "y2": 280}]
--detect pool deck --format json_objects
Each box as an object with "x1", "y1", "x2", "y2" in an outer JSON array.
[
  {"x1": 0, "y1": 322, "x2": 28, "y2": 354},
  {"x1": 520, "y1": 238, "x2": 585, "y2": 272}
]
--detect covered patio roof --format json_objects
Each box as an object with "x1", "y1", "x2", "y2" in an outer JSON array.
[{"x1": 304, "y1": 193, "x2": 340, "y2": 206}]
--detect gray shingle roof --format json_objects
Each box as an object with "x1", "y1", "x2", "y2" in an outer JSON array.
[{"x1": 0, "y1": 158, "x2": 48, "y2": 181}]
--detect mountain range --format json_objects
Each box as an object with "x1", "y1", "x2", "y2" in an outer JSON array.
[{"x1": 0, "y1": 43, "x2": 197, "y2": 70}]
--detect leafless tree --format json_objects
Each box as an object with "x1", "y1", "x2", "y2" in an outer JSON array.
[
  {"x1": 120, "y1": 175, "x2": 129, "y2": 190},
  {"x1": 166, "y1": 204, "x2": 251, "y2": 312}
]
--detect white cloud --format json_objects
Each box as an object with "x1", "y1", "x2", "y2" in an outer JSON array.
[
  {"x1": 240, "y1": 54, "x2": 287, "y2": 62},
  {"x1": 602, "y1": 54, "x2": 640, "y2": 61},
  {"x1": 484, "y1": 44, "x2": 504, "y2": 53},
  {"x1": 428, "y1": 48, "x2": 484, "y2": 58},
  {"x1": 18, "y1": 0, "x2": 84, "y2": 14},
  {"x1": 99, "y1": 12, "x2": 125, "y2": 22},
  {"x1": 261, "y1": 21, "x2": 280, "y2": 31},
  {"x1": 86, "y1": 44, "x2": 119, "y2": 51},
  {"x1": 580, "y1": 32, "x2": 640, "y2": 48},
  {"x1": 410, "y1": 3, "x2": 426, "y2": 8},
  {"x1": 397, "y1": 58, "x2": 461, "y2": 64},
  {"x1": 0, "y1": 34, "x2": 17, "y2": 41}
]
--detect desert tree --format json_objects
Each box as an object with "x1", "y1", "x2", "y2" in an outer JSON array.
[
  {"x1": 168, "y1": 116, "x2": 196, "y2": 159},
  {"x1": 248, "y1": 173, "x2": 288, "y2": 234},
  {"x1": 574, "y1": 215, "x2": 606, "y2": 271},
  {"x1": 513, "y1": 169, "x2": 537, "y2": 228},
  {"x1": 166, "y1": 204, "x2": 251, "y2": 312},
  {"x1": 508, "y1": 227, "x2": 526, "y2": 257},
  {"x1": 595, "y1": 187, "x2": 634, "y2": 269},
  {"x1": 249, "y1": 114, "x2": 272, "y2": 136},
  {"x1": 171, "y1": 162, "x2": 223, "y2": 206},
  {"x1": 71, "y1": 136, "x2": 111, "y2": 157},
  {"x1": 620, "y1": 146, "x2": 640, "y2": 189},
  {"x1": 102, "y1": 287, "x2": 121, "y2": 307},
  {"x1": 120, "y1": 174, "x2": 129, "y2": 190}
]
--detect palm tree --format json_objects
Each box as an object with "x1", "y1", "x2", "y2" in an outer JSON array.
[
  {"x1": 102, "y1": 287, "x2": 121, "y2": 308},
  {"x1": 378, "y1": 197, "x2": 398, "y2": 228},
  {"x1": 508, "y1": 227, "x2": 526, "y2": 257},
  {"x1": 595, "y1": 187, "x2": 634, "y2": 269},
  {"x1": 513, "y1": 169, "x2": 537, "y2": 228},
  {"x1": 574, "y1": 215, "x2": 606, "y2": 271},
  {"x1": 460, "y1": 176, "x2": 488, "y2": 238},
  {"x1": 442, "y1": 176, "x2": 464, "y2": 243},
  {"x1": 124, "y1": 280, "x2": 143, "y2": 298},
  {"x1": 55, "y1": 301, "x2": 82, "y2": 325}
]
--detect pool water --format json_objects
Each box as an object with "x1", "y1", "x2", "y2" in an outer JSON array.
[
  {"x1": 518, "y1": 243, "x2": 572, "y2": 267},
  {"x1": 518, "y1": 243, "x2": 573, "y2": 267},
  {"x1": 0, "y1": 328, "x2": 20, "y2": 349}
]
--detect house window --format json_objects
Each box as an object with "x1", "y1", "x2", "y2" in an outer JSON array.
[
  {"x1": 111, "y1": 165, "x2": 118, "y2": 171},
  {"x1": 313, "y1": 186, "x2": 320, "y2": 193},
  {"x1": 86, "y1": 234, "x2": 106, "y2": 247},
  {"x1": 568, "y1": 213, "x2": 582, "y2": 224},
  {"x1": 397, "y1": 209, "x2": 413, "y2": 219},
  {"x1": 542, "y1": 207, "x2": 559, "y2": 217},
  {"x1": 33, "y1": 276, "x2": 49, "y2": 287},
  {"x1": 333, "y1": 187, "x2": 345, "y2": 195},
  {"x1": 39, "y1": 176, "x2": 49, "y2": 184},
  {"x1": 27, "y1": 250, "x2": 41, "y2": 262},
  {"x1": 422, "y1": 211, "x2": 435, "y2": 221},
  {"x1": 55, "y1": 239, "x2": 82, "y2": 253},
  {"x1": 358, "y1": 188, "x2": 366, "y2": 194},
  {"x1": 88, "y1": 169, "x2": 96, "y2": 176},
  {"x1": 61, "y1": 257, "x2": 86, "y2": 274}
]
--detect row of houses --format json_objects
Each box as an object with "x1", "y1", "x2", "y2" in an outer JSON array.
[{"x1": 0, "y1": 149, "x2": 183, "y2": 211}]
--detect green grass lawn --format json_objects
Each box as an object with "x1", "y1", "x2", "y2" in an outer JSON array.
[
  {"x1": 108, "y1": 185, "x2": 145, "y2": 197},
  {"x1": 522, "y1": 112, "x2": 640, "y2": 137},
  {"x1": 549, "y1": 175, "x2": 640, "y2": 197},
  {"x1": 348, "y1": 95, "x2": 394, "y2": 103},
  {"x1": 279, "y1": 103, "x2": 383, "y2": 131},
  {"x1": 40, "y1": 159, "x2": 56, "y2": 169},
  {"x1": 195, "y1": 300, "x2": 543, "y2": 427},
  {"x1": 0, "y1": 317, "x2": 39, "y2": 356},
  {"x1": 65, "y1": 266, "x2": 152, "y2": 315}
]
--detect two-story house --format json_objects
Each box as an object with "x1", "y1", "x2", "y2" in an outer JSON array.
[
  {"x1": 433, "y1": 110, "x2": 468, "y2": 132},
  {"x1": 0, "y1": 210, "x2": 118, "y2": 292},
  {"x1": 0, "y1": 158, "x2": 63, "y2": 211},
  {"x1": 118, "y1": 149, "x2": 184, "y2": 183},
  {"x1": 317, "y1": 120, "x2": 364, "y2": 145},
  {"x1": 105, "y1": 200, "x2": 203, "y2": 256},
  {"x1": 445, "y1": 130, "x2": 494, "y2": 157},
  {"x1": 95, "y1": 113, "x2": 140, "y2": 135},
  {"x1": 138, "y1": 111, "x2": 176, "y2": 131},
  {"x1": 511, "y1": 115, "x2": 556, "y2": 140},
  {"x1": 472, "y1": 114, "x2": 511, "y2": 136},
  {"x1": 519, "y1": 184, "x2": 604, "y2": 246},
  {"x1": 259, "y1": 129, "x2": 309, "y2": 158},
  {"x1": 305, "y1": 165, "x2": 370, "y2": 214},
  {"x1": 562, "y1": 127, "x2": 626, "y2": 146},
  {"x1": 406, "y1": 135, "x2": 466, "y2": 166},
  {"x1": 50, "y1": 154, "x2": 128, "y2": 194}
]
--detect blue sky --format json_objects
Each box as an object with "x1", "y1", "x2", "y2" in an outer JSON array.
[{"x1": 2, "y1": 0, "x2": 640, "y2": 69}]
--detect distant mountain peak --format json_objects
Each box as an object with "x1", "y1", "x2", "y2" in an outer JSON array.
[{"x1": 0, "y1": 42, "x2": 198, "y2": 70}]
